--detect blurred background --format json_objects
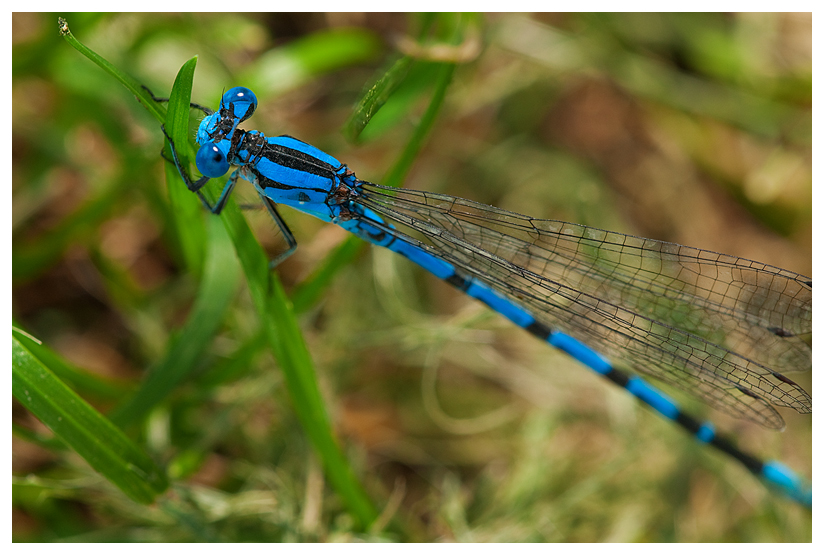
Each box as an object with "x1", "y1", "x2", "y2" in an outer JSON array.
[{"x1": 12, "y1": 13, "x2": 811, "y2": 541}]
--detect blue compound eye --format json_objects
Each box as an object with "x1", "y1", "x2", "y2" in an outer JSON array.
[
  {"x1": 222, "y1": 86, "x2": 257, "y2": 122},
  {"x1": 196, "y1": 142, "x2": 230, "y2": 177}
]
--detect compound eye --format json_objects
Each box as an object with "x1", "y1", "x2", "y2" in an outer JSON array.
[
  {"x1": 196, "y1": 142, "x2": 230, "y2": 177},
  {"x1": 221, "y1": 86, "x2": 257, "y2": 122}
]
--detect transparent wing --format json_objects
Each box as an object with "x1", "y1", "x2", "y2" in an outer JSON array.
[{"x1": 357, "y1": 183, "x2": 812, "y2": 429}]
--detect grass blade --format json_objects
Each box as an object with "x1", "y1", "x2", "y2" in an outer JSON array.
[
  {"x1": 381, "y1": 61, "x2": 455, "y2": 188},
  {"x1": 13, "y1": 328, "x2": 132, "y2": 402},
  {"x1": 215, "y1": 196, "x2": 379, "y2": 529},
  {"x1": 163, "y1": 56, "x2": 207, "y2": 275},
  {"x1": 344, "y1": 56, "x2": 413, "y2": 142},
  {"x1": 12, "y1": 330, "x2": 168, "y2": 504},
  {"x1": 58, "y1": 17, "x2": 166, "y2": 124}
]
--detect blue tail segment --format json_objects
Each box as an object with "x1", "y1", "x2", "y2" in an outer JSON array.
[
  {"x1": 158, "y1": 86, "x2": 812, "y2": 509},
  {"x1": 762, "y1": 462, "x2": 813, "y2": 507}
]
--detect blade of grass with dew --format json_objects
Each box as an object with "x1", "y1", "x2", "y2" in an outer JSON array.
[
  {"x1": 12, "y1": 327, "x2": 133, "y2": 402},
  {"x1": 12, "y1": 329, "x2": 168, "y2": 504}
]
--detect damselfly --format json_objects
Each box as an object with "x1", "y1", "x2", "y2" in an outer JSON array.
[{"x1": 158, "y1": 86, "x2": 812, "y2": 508}]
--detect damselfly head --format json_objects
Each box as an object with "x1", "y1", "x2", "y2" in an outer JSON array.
[{"x1": 194, "y1": 111, "x2": 231, "y2": 177}]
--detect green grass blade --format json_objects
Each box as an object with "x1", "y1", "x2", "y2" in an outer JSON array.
[
  {"x1": 163, "y1": 56, "x2": 207, "y2": 275},
  {"x1": 216, "y1": 199, "x2": 378, "y2": 529},
  {"x1": 164, "y1": 56, "x2": 198, "y2": 169},
  {"x1": 108, "y1": 216, "x2": 240, "y2": 428},
  {"x1": 381, "y1": 61, "x2": 455, "y2": 188},
  {"x1": 344, "y1": 56, "x2": 413, "y2": 142},
  {"x1": 12, "y1": 328, "x2": 132, "y2": 402},
  {"x1": 12, "y1": 330, "x2": 168, "y2": 504},
  {"x1": 58, "y1": 17, "x2": 166, "y2": 124}
]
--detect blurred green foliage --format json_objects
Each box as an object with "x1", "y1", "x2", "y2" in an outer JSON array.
[{"x1": 13, "y1": 13, "x2": 811, "y2": 541}]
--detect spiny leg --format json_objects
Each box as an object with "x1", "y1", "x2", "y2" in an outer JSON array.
[
  {"x1": 159, "y1": 124, "x2": 213, "y2": 207},
  {"x1": 259, "y1": 194, "x2": 298, "y2": 269},
  {"x1": 160, "y1": 125, "x2": 239, "y2": 216}
]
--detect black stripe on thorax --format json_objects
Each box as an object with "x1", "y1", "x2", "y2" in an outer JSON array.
[{"x1": 260, "y1": 142, "x2": 338, "y2": 178}]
